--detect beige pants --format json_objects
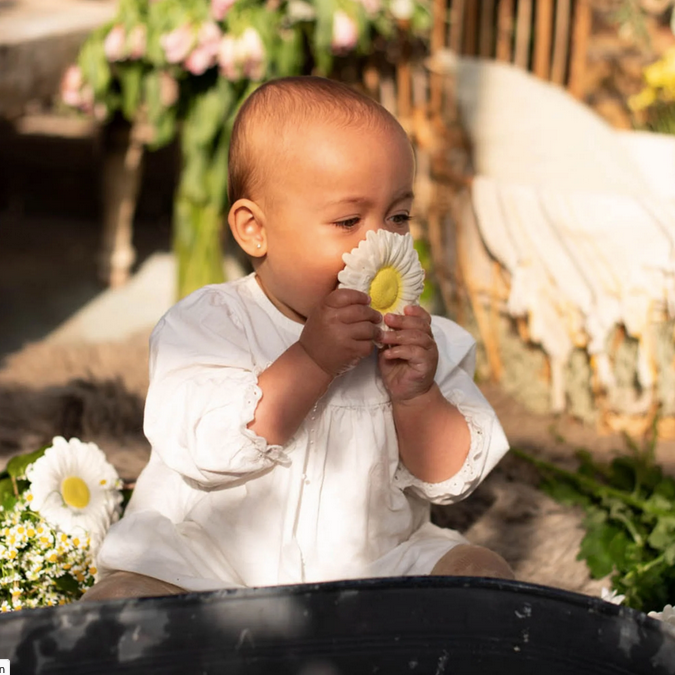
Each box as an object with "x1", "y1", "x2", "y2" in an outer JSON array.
[
  {"x1": 430, "y1": 544, "x2": 515, "y2": 579},
  {"x1": 80, "y1": 571, "x2": 186, "y2": 602}
]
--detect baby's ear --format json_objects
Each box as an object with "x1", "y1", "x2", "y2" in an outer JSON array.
[{"x1": 228, "y1": 199, "x2": 267, "y2": 258}]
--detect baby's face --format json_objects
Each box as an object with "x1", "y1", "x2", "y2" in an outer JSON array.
[{"x1": 256, "y1": 121, "x2": 415, "y2": 322}]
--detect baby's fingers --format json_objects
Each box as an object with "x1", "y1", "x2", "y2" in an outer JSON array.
[
  {"x1": 380, "y1": 343, "x2": 431, "y2": 365},
  {"x1": 383, "y1": 310, "x2": 432, "y2": 334},
  {"x1": 379, "y1": 328, "x2": 435, "y2": 350},
  {"x1": 326, "y1": 288, "x2": 371, "y2": 308}
]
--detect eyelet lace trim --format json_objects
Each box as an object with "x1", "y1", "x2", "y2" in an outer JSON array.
[
  {"x1": 240, "y1": 377, "x2": 291, "y2": 468},
  {"x1": 392, "y1": 387, "x2": 492, "y2": 503}
]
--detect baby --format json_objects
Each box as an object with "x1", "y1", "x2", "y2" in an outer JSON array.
[{"x1": 84, "y1": 76, "x2": 513, "y2": 601}]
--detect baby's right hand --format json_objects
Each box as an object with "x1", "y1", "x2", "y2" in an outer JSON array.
[{"x1": 299, "y1": 289, "x2": 381, "y2": 377}]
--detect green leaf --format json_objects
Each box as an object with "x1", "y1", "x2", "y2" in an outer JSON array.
[
  {"x1": 312, "y1": 0, "x2": 336, "y2": 74},
  {"x1": 607, "y1": 456, "x2": 638, "y2": 492},
  {"x1": 275, "y1": 27, "x2": 304, "y2": 77},
  {"x1": 542, "y1": 478, "x2": 591, "y2": 509},
  {"x1": 184, "y1": 78, "x2": 234, "y2": 149},
  {"x1": 0, "y1": 477, "x2": 17, "y2": 511},
  {"x1": 647, "y1": 515, "x2": 675, "y2": 551},
  {"x1": 144, "y1": 70, "x2": 178, "y2": 150},
  {"x1": 7, "y1": 447, "x2": 47, "y2": 480},
  {"x1": 78, "y1": 29, "x2": 112, "y2": 101},
  {"x1": 205, "y1": 127, "x2": 231, "y2": 212},
  {"x1": 578, "y1": 511, "x2": 620, "y2": 578},
  {"x1": 118, "y1": 62, "x2": 145, "y2": 121},
  {"x1": 54, "y1": 573, "x2": 82, "y2": 597}
]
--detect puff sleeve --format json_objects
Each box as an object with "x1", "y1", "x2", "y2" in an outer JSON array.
[
  {"x1": 143, "y1": 287, "x2": 289, "y2": 489},
  {"x1": 392, "y1": 316, "x2": 509, "y2": 504}
]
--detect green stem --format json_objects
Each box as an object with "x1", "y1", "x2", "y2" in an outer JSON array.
[
  {"x1": 622, "y1": 551, "x2": 666, "y2": 582},
  {"x1": 512, "y1": 448, "x2": 666, "y2": 516}
]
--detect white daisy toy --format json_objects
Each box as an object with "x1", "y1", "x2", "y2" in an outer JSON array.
[
  {"x1": 337, "y1": 230, "x2": 425, "y2": 328},
  {"x1": 25, "y1": 437, "x2": 123, "y2": 548}
]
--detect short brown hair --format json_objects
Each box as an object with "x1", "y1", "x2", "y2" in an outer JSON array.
[{"x1": 227, "y1": 76, "x2": 406, "y2": 205}]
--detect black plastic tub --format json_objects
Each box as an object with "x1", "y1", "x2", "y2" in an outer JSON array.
[{"x1": 2, "y1": 577, "x2": 674, "y2": 674}]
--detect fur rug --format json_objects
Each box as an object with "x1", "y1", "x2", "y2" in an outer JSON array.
[{"x1": 0, "y1": 333, "x2": 609, "y2": 598}]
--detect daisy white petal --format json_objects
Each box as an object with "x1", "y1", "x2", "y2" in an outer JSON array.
[
  {"x1": 25, "y1": 437, "x2": 123, "y2": 546},
  {"x1": 337, "y1": 230, "x2": 425, "y2": 328}
]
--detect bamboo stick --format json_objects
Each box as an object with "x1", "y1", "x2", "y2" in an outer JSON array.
[
  {"x1": 496, "y1": 0, "x2": 514, "y2": 62},
  {"x1": 464, "y1": 0, "x2": 479, "y2": 55},
  {"x1": 448, "y1": 0, "x2": 466, "y2": 53},
  {"x1": 363, "y1": 63, "x2": 380, "y2": 98},
  {"x1": 533, "y1": 0, "x2": 553, "y2": 79},
  {"x1": 479, "y1": 0, "x2": 495, "y2": 57},
  {"x1": 429, "y1": 0, "x2": 447, "y2": 118},
  {"x1": 568, "y1": 0, "x2": 591, "y2": 97},
  {"x1": 514, "y1": 0, "x2": 532, "y2": 69},
  {"x1": 551, "y1": 0, "x2": 571, "y2": 85}
]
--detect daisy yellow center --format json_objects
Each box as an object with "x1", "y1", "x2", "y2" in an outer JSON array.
[
  {"x1": 61, "y1": 476, "x2": 90, "y2": 509},
  {"x1": 369, "y1": 266, "x2": 402, "y2": 313}
]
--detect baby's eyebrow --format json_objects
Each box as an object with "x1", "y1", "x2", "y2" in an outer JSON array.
[
  {"x1": 322, "y1": 196, "x2": 372, "y2": 208},
  {"x1": 322, "y1": 191, "x2": 415, "y2": 209}
]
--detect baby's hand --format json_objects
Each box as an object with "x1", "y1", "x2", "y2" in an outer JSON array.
[
  {"x1": 378, "y1": 305, "x2": 438, "y2": 403},
  {"x1": 299, "y1": 289, "x2": 382, "y2": 377}
]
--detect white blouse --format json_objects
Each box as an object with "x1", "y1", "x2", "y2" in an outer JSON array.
[{"x1": 97, "y1": 274, "x2": 509, "y2": 591}]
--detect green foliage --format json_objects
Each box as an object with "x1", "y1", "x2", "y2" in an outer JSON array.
[
  {"x1": 4, "y1": 447, "x2": 48, "y2": 481},
  {"x1": 515, "y1": 429, "x2": 675, "y2": 612},
  {"x1": 66, "y1": 0, "x2": 432, "y2": 297}
]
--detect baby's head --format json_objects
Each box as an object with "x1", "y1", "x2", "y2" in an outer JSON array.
[{"x1": 228, "y1": 76, "x2": 415, "y2": 323}]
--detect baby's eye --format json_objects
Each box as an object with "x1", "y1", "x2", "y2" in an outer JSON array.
[
  {"x1": 334, "y1": 217, "x2": 360, "y2": 229},
  {"x1": 390, "y1": 213, "x2": 412, "y2": 226}
]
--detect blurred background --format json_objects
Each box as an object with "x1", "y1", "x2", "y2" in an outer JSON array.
[
  {"x1": 3, "y1": 0, "x2": 675, "y2": 613},
  {"x1": 2, "y1": 0, "x2": 675, "y2": 434}
]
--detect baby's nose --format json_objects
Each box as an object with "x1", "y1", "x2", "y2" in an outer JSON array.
[{"x1": 371, "y1": 222, "x2": 397, "y2": 234}]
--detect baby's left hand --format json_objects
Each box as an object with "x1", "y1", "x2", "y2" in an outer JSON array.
[{"x1": 378, "y1": 305, "x2": 438, "y2": 403}]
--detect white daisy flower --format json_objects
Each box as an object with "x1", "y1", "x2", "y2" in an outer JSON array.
[
  {"x1": 601, "y1": 587, "x2": 626, "y2": 605},
  {"x1": 337, "y1": 230, "x2": 425, "y2": 328},
  {"x1": 649, "y1": 604, "x2": 675, "y2": 627},
  {"x1": 25, "y1": 437, "x2": 123, "y2": 546}
]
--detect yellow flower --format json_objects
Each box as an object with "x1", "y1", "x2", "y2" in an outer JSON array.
[
  {"x1": 337, "y1": 230, "x2": 425, "y2": 327},
  {"x1": 629, "y1": 87, "x2": 657, "y2": 112}
]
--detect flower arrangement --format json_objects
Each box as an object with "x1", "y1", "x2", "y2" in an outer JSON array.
[
  {"x1": 61, "y1": 0, "x2": 431, "y2": 298},
  {"x1": 0, "y1": 437, "x2": 124, "y2": 611},
  {"x1": 629, "y1": 46, "x2": 675, "y2": 134}
]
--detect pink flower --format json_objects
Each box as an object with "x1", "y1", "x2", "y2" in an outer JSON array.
[
  {"x1": 159, "y1": 72, "x2": 179, "y2": 107},
  {"x1": 211, "y1": 0, "x2": 235, "y2": 21},
  {"x1": 79, "y1": 85, "x2": 95, "y2": 113},
  {"x1": 161, "y1": 24, "x2": 195, "y2": 64},
  {"x1": 218, "y1": 34, "x2": 239, "y2": 80},
  {"x1": 360, "y1": 0, "x2": 381, "y2": 15},
  {"x1": 237, "y1": 27, "x2": 266, "y2": 80},
  {"x1": 104, "y1": 24, "x2": 127, "y2": 62},
  {"x1": 128, "y1": 25, "x2": 147, "y2": 60},
  {"x1": 60, "y1": 65, "x2": 83, "y2": 108},
  {"x1": 331, "y1": 11, "x2": 358, "y2": 53},
  {"x1": 185, "y1": 44, "x2": 215, "y2": 75},
  {"x1": 184, "y1": 22, "x2": 221, "y2": 75}
]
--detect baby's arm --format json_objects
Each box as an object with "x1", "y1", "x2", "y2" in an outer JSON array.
[
  {"x1": 249, "y1": 288, "x2": 381, "y2": 445},
  {"x1": 379, "y1": 305, "x2": 471, "y2": 483}
]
